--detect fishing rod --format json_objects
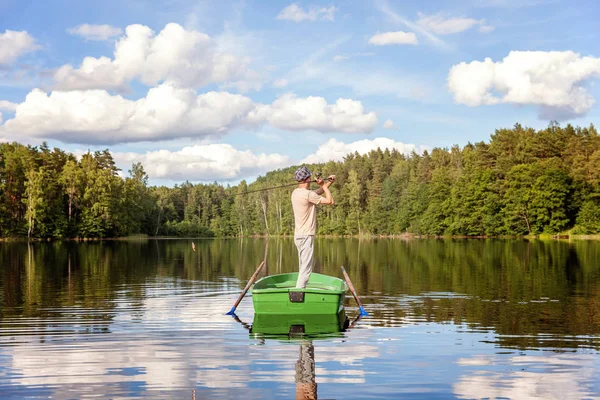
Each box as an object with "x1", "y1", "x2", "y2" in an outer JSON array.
[{"x1": 235, "y1": 173, "x2": 334, "y2": 196}]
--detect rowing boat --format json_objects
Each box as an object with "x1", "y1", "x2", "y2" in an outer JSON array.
[{"x1": 251, "y1": 272, "x2": 348, "y2": 315}]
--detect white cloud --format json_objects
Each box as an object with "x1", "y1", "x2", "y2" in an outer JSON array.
[
  {"x1": 382, "y1": 119, "x2": 397, "y2": 130},
  {"x1": 1, "y1": 85, "x2": 258, "y2": 144},
  {"x1": 54, "y1": 23, "x2": 260, "y2": 92},
  {"x1": 0, "y1": 100, "x2": 18, "y2": 111},
  {"x1": 67, "y1": 24, "x2": 123, "y2": 41},
  {"x1": 0, "y1": 84, "x2": 378, "y2": 144},
  {"x1": 272, "y1": 78, "x2": 288, "y2": 88},
  {"x1": 113, "y1": 144, "x2": 289, "y2": 181},
  {"x1": 448, "y1": 51, "x2": 600, "y2": 119},
  {"x1": 416, "y1": 13, "x2": 492, "y2": 35},
  {"x1": 369, "y1": 31, "x2": 418, "y2": 46},
  {"x1": 276, "y1": 3, "x2": 338, "y2": 22},
  {"x1": 302, "y1": 137, "x2": 422, "y2": 163},
  {"x1": 0, "y1": 30, "x2": 39, "y2": 65},
  {"x1": 256, "y1": 93, "x2": 378, "y2": 134}
]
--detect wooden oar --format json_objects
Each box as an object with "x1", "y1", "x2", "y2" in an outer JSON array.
[
  {"x1": 341, "y1": 266, "x2": 369, "y2": 317},
  {"x1": 226, "y1": 261, "x2": 265, "y2": 315}
]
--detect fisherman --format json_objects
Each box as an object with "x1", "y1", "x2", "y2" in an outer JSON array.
[{"x1": 291, "y1": 166, "x2": 335, "y2": 288}]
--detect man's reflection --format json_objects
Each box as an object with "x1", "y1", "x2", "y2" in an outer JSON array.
[{"x1": 295, "y1": 341, "x2": 317, "y2": 400}]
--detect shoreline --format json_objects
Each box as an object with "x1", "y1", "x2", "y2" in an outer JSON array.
[{"x1": 2, "y1": 233, "x2": 600, "y2": 242}]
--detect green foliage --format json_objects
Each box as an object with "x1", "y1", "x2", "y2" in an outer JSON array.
[
  {"x1": 1, "y1": 122, "x2": 600, "y2": 238},
  {"x1": 573, "y1": 196, "x2": 600, "y2": 234}
]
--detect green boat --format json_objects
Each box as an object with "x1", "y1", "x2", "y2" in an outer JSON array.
[{"x1": 251, "y1": 272, "x2": 348, "y2": 315}]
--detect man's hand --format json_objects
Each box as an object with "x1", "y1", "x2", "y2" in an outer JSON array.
[{"x1": 316, "y1": 175, "x2": 335, "y2": 186}]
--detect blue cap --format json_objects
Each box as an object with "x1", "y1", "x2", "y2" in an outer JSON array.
[{"x1": 295, "y1": 166, "x2": 312, "y2": 181}]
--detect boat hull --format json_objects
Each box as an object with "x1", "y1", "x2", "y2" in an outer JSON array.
[{"x1": 251, "y1": 272, "x2": 347, "y2": 315}]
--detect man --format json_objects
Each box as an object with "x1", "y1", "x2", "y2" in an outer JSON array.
[{"x1": 291, "y1": 166, "x2": 335, "y2": 289}]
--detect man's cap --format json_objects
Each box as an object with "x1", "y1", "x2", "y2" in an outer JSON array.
[{"x1": 295, "y1": 166, "x2": 312, "y2": 182}]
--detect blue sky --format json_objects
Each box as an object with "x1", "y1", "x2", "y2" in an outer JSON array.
[{"x1": 1, "y1": 0, "x2": 599, "y2": 185}]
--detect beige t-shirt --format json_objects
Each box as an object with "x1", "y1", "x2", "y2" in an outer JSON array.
[{"x1": 291, "y1": 188, "x2": 323, "y2": 236}]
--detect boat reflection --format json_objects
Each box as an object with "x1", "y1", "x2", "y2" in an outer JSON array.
[
  {"x1": 245, "y1": 311, "x2": 355, "y2": 400},
  {"x1": 249, "y1": 311, "x2": 349, "y2": 339}
]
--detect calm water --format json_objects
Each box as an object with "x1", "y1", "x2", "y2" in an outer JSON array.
[{"x1": 1, "y1": 238, "x2": 600, "y2": 399}]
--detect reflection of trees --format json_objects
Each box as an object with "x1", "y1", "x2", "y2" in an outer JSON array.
[{"x1": 1, "y1": 238, "x2": 600, "y2": 349}]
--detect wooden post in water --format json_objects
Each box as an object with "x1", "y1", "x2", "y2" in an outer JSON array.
[
  {"x1": 226, "y1": 261, "x2": 265, "y2": 315},
  {"x1": 341, "y1": 266, "x2": 369, "y2": 317}
]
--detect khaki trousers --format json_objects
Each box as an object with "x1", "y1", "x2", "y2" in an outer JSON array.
[{"x1": 294, "y1": 235, "x2": 314, "y2": 288}]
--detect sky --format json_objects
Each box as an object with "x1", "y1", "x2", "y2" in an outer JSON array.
[{"x1": 0, "y1": 0, "x2": 599, "y2": 186}]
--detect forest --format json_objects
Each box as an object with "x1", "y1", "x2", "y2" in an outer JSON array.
[{"x1": 1, "y1": 122, "x2": 599, "y2": 239}]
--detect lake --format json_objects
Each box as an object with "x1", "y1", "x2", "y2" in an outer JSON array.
[{"x1": 1, "y1": 238, "x2": 600, "y2": 399}]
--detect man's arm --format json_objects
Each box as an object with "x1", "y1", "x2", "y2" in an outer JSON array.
[
  {"x1": 315, "y1": 176, "x2": 335, "y2": 205},
  {"x1": 319, "y1": 185, "x2": 334, "y2": 205}
]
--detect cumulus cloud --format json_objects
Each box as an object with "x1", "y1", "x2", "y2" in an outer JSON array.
[
  {"x1": 67, "y1": 24, "x2": 123, "y2": 41},
  {"x1": 416, "y1": 13, "x2": 492, "y2": 35},
  {"x1": 1, "y1": 85, "x2": 258, "y2": 143},
  {"x1": 256, "y1": 93, "x2": 378, "y2": 134},
  {"x1": 0, "y1": 100, "x2": 18, "y2": 111},
  {"x1": 276, "y1": 3, "x2": 338, "y2": 22},
  {"x1": 0, "y1": 30, "x2": 39, "y2": 65},
  {"x1": 113, "y1": 144, "x2": 289, "y2": 181},
  {"x1": 301, "y1": 137, "x2": 422, "y2": 163},
  {"x1": 448, "y1": 51, "x2": 600, "y2": 119},
  {"x1": 369, "y1": 31, "x2": 418, "y2": 46},
  {"x1": 54, "y1": 23, "x2": 259, "y2": 92},
  {"x1": 383, "y1": 119, "x2": 397, "y2": 130},
  {"x1": 0, "y1": 84, "x2": 378, "y2": 144}
]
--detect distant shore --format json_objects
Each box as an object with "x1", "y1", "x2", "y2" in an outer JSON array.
[{"x1": 2, "y1": 233, "x2": 600, "y2": 242}]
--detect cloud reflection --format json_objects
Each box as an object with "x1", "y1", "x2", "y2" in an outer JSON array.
[
  {"x1": 454, "y1": 354, "x2": 598, "y2": 400},
  {"x1": 2, "y1": 288, "x2": 379, "y2": 398}
]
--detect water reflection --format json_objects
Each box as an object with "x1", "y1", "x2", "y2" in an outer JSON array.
[
  {"x1": 1, "y1": 238, "x2": 600, "y2": 398},
  {"x1": 295, "y1": 342, "x2": 317, "y2": 400},
  {"x1": 454, "y1": 354, "x2": 600, "y2": 400},
  {"x1": 247, "y1": 311, "x2": 354, "y2": 400}
]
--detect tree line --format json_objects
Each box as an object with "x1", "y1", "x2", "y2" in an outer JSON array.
[{"x1": 1, "y1": 122, "x2": 599, "y2": 239}]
